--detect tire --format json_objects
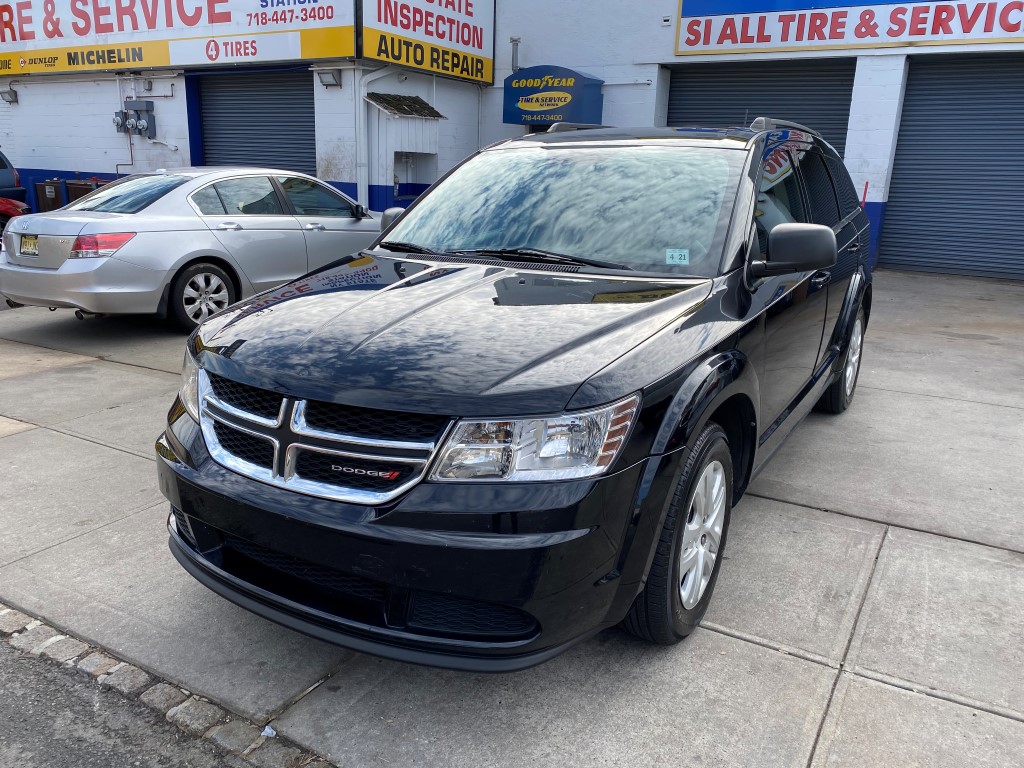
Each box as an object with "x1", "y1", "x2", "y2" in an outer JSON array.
[
  {"x1": 0, "y1": 217, "x2": 9, "y2": 233},
  {"x1": 817, "y1": 306, "x2": 865, "y2": 414},
  {"x1": 622, "y1": 421, "x2": 733, "y2": 644},
  {"x1": 169, "y1": 263, "x2": 236, "y2": 331}
]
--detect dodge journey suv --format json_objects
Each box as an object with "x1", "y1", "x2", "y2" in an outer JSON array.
[{"x1": 157, "y1": 120, "x2": 871, "y2": 670}]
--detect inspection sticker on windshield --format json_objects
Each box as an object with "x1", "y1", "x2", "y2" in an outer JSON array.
[{"x1": 665, "y1": 249, "x2": 690, "y2": 265}]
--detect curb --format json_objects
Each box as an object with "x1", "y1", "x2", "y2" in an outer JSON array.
[{"x1": 0, "y1": 603, "x2": 334, "y2": 768}]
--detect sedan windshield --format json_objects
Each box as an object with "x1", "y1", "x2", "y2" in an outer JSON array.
[
  {"x1": 384, "y1": 145, "x2": 743, "y2": 276},
  {"x1": 65, "y1": 174, "x2": 188, "y2": 214}
]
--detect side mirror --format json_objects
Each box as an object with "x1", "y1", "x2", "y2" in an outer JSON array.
[
  {"x1": 380, "y1": 206, "x2": 405, "y2": 230},
  {"x1": 750, "y1": 223, "x2": 837, "y2": 279},
  {"x1": 353, "y1": 203, "x2": 368, "y2": 219}
]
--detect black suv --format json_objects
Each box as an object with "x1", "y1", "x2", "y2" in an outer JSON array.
[{"x1": 157, "y1": 121, "x2": 871, "y2": 671}]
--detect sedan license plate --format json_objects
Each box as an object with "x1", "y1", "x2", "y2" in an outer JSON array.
[{"x1": 20, "y1": 234, "x2": 39, "y2": 256}]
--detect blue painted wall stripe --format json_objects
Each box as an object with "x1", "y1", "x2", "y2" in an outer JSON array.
[{"x1": 862, "y1": 201, "x2": 885, "y2": 267}]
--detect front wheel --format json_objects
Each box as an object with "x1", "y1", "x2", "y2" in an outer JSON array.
[
  {"x1": 622, "y1": 421, "x2": 733, "y2": 644},
  {"x1": 169, "y1": 263, "x2": 236, "y2": 331},
  {"x1": 817, "y1": 306, "x2": 865, "y2": 414}
]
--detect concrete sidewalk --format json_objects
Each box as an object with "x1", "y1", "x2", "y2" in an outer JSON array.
[{"x1": 1, "y1": 270, "x2": 1021, "y2": 766}]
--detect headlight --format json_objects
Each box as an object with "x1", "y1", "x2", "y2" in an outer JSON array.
[
  {"x1": 180, "y1": 350, "x2": 201, "y2": 422},
  {"x1": 431, "y1": 394, "x2": 640, "y2": 482}
]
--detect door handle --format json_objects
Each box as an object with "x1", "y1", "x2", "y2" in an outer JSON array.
[
  {"x1": 217, "y1": 222, "x2": 242, "y2": 231},
  {"x1": 304, "y1": 222, "x2": 326, "y2": 231},
  {"x1": 810, "y1": 271, "x2": 831, "y2": 290}
]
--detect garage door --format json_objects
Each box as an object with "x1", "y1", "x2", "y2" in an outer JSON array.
[
  {"x1": 666, "y1": 59, "x2": 856, "y2": 156},
  {"x1": 199, "y1": 72, "x2": 316, "y2": 176},
  {"x1": 878, "y1": 55, "x2": 1024, "y2": 280}
]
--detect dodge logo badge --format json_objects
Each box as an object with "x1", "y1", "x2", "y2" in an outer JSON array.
[{"x1": 331, "y1": 465, "x2": 401, "y2": 480}]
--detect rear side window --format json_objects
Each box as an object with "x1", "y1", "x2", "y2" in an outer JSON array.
[
  {"x1": 191, "y1": 185, "x2": 226, "y2": 215},
  {"x1": 824, "y1": 156, "x2": 862, "y2": 217},
  {"x1": 0, "y1": 153, "x2": 8, "y2": 169},
  {"x1": 799, "y1": 152, "x2": 841, "y2": 228},
  {"x1": 65, "y1": 174, "x2": 187, "y2": 214},
  {"x1": 212, "y1": 177, "x2": 284, "y2": 216}
]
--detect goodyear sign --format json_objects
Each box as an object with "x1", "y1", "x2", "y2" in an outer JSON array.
[{"x1": 503, "y1": 65, "x2": 604, "y2": 126}]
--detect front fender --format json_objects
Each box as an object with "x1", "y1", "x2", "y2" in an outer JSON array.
[
  {"x1": 651, "y1": 349, "x2": 759, "y2": 456},
  {"x1": 602, "y1": 350, "x2": 760, "y2": 621}
]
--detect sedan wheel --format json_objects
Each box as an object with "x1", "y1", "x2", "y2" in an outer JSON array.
[
  {"x1": 183, "y1": 271, "x2": 231, "y2": 323},
  {"x1": 169, "y1": 262, "x2": 237, "y2": 331}
]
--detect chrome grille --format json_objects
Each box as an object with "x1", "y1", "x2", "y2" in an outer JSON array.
[{"x1": 198, "y1": 370, "x2": 451, "y2": 505}]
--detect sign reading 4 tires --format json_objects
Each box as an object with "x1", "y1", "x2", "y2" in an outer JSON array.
[{"x1": 0, "y1": 0, "x2": 357, "y2": 74}]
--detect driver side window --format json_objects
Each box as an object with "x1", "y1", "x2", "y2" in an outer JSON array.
[
  {"x1": 277, "y1": 176, "x2": 355, "y2": 218},
  {"x1": 755, "y1": 150, "x2": 806, "y2": 258}
]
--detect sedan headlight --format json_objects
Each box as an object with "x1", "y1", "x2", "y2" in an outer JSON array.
[
  {"x1": 180, "y1": 349, "x2": 201, "y2": 422},
  {"x1": 431, "y1": 394, "x2": 640, "y2": 482}
]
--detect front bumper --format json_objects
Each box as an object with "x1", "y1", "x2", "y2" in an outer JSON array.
[
  {"x1": 157, "y1": 410, "x2": 669, "y2": 671},
  {"x1": 0, "y1": 256, "x2": 168, "y2": 314}
]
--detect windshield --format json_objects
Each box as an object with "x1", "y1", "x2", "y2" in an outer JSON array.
[
  {"x1": 65, "y1": 174, "x2": 188, "y2": 214},
  {"x1": 384, "y1": 145, "x2": 743, "y2": 276}
]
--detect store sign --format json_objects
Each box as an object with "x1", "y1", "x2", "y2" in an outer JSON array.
[
  {"x1": 502, "y1": 65, "x2": 604, "y2": 126},
  {"x1": 0, "y1": 0, "x2": 355, "y2": 74},
  {"x1": 677, "y1": 1, "x2": 1024, "y2": 55},
  {"x1": 361, "y1": 0, "x2": 495, "y2": 84}
]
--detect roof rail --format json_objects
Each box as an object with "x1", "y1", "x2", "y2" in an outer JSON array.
[
  {"x1": 749, "y1": 117, "x2": 821, "y2": 136},
  {"x1": 546, "y1": 122, "x2": 610, "y2": 133}
]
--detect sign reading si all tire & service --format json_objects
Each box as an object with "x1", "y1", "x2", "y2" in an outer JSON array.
[
  {"x1": 0, "y1": 0, "x2": 355, "y2": 75},
  {"x1": 361, "y1": 0, "x2": 495, "y2": 83},
  {"x1": 676, "y1": 1, "x2": 1024, "y2": 56}
]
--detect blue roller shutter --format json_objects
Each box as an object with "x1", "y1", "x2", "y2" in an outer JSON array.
[{"x1": 878, "y1": 54, "x2": 1024, "y2": 280}]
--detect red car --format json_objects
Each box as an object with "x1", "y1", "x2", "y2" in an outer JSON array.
[{"x1": 0, "y1": 197, "x2": 30, "y2": 231}]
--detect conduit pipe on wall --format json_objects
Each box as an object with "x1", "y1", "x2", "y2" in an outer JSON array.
[{"x1": 356, "y1": 65, "x2": 397, "y2": 207}]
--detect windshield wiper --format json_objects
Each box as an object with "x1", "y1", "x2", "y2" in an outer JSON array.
[
  {"x1": 454, "y1": 247, "x2": 632, "y2": 271},
  {"x1": 376, "y1": 240, "x2": 442, "y2": 255}
]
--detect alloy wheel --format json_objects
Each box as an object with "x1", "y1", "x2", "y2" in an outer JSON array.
[
  {"x1": 845, "y1": 317, "x2": 863, "y2": 398},
  {"x1": 679, "y1": 459, "x2": 726, "y2": 609},
  {"x1": 183, "y1": 272, "x2": 230, "y2": 323}
]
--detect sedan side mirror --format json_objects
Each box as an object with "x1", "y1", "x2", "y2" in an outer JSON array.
[
  {"x1": 750, "y1": 223, "x2": 837, "y2": 279},
  {"x1": 353, "y1": 203, "x2": 368, "y2": 219},
  {"x1": 380, "y1": 207, "x2": 405, "y2": 231}
]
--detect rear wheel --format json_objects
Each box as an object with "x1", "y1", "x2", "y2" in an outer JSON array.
[
  {"x1": 622, "y1": 421, "x2": 733, "y2": 644},
  {"x1": 817, "y1": 306, "x2": 865, "y2": 414},
  {"x1": 0, "y1": 216, "x2": 9, "y2": 233},
  {"x1": 169, "y1": 263, "x2": 236, "y2": 331}
]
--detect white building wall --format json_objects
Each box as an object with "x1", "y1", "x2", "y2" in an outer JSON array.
[
  {"x1": 843, "y1": 55, "x2": 909, "y2": 207},
  {"x1": 314, "y1": 66, "x2": 359, "y2": 191},
  {"x1": 482, "y1": 1, "x2": 680, "y2": 144},
  {"x1": 0, "y1": 73, "x2": 190, "y2": 178}
]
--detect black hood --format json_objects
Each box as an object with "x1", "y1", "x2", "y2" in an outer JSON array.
[{"x1": 196, "y1": 255, "x2": 712, "y2": 416}]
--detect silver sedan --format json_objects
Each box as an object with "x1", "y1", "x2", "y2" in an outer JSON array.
[{"x1": 0, "y1": 168, "x2": 381, "y2": 329}]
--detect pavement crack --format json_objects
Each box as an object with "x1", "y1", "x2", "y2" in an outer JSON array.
[
  {"x1": 804, "y1": 524, "x2": 889, "y2": 768},
  {"x1": 746, "y1": 492, "x2": 1024, "y2": 556}
]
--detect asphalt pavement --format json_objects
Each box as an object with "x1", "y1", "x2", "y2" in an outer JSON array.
[
  {"x1": 0, "y1": 642, "x2": 242, "y2": 768},
  {"x1": 0, "y1": 269, "x2": 1022, "y2": 766}
]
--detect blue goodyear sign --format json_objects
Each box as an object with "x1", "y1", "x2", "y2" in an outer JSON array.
[{"x1": 503, "y1": 65, "x2": 604, "y2": 126}]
